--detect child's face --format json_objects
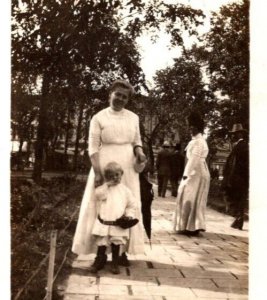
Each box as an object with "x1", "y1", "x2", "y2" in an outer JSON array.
[{"x1": 105, "y1": 168, "x2": 123, "y2": 186}]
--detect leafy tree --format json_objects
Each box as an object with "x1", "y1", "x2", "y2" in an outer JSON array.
[
  {"x1": 201, "y1": 0, "x2": 249, "y2": 131},
  {"x1": 182, "y1": 0, "x2": 250, "y2": 165},
  {"x1": 136, "y1": 54, "x2": 213, "y2": 165},
  {"x1": 11, "y1": 76, "x2": 40, "y2": 153},
  {"x1": 12, "y1": 0, "x2": 146, "y2": 181}
]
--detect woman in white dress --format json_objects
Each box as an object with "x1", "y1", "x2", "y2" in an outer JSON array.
[
  {"x1": 72, "y1": 80, "x2": 146, "y2": 265},
  {"x1": 173, "y1": 111, "x2": 210, "y2": 236}
]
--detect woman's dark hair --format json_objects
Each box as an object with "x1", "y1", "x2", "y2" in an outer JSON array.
[
  {"x1": 109, "y1": 80, "x2": 135, "y2": 97},
  {"x1": 187, "y1": 111, "x2": 205, "y2": 133}
]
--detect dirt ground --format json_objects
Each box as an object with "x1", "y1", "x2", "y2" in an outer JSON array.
[{"x1": 11, "y1": 174, "x2": 85, "y2": 300}]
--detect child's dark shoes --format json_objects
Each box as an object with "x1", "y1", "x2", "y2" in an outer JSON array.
[{"x1": 110, "y1": 263, "x2": 120, "y2": 274}]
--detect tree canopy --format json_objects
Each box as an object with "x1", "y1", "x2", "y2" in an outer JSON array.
[{"x1": 201, "y1": 0, "x2": 249, "y2": 132}]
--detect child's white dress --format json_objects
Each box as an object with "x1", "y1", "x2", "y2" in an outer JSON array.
[{"x1": 92, "y1": 183, "x2": 136, "y2": 246}]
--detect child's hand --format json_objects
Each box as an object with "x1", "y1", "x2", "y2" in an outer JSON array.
[
  {"x1": 123, "y1": 215, "x2": 133, "y2": 220},
  {"x1": 106, "y1": 180, "x2": 118, "y2": 187},
  {"x1": 94, "y1": 172, "x2": 104, "y2": 187}
]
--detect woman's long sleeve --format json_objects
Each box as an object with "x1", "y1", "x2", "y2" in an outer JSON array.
[
  {"x1": 183, "y1": 141, "x2": 203, "y2": 177},
  {"x1": 88, "y1": 115, "x2": 101, "y2": 156},
  {"x1": 133, "y1": 116, "x2": 142, "y2": 147}
]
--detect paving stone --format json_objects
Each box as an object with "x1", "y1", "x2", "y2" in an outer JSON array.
[
  {"x1": 72, "y1": 260, "x2": 92, "y2": 269},
  {"x1": 64, "y1": 295, "x2": 96, "y2": 300},
  {"x1": 231, "y1": 274, "x2": 248, "y2": 281},
  {"x1": 187, "y1": 249, "x2": 210, "y2": 255},
  {"x1": 213, "y1": 278, "x2": 248, "y2": 288},
  {"x1": 98, "y1": 296, "x2": 154, "y2": 300},
  {"x1": 65, "y1": 282, "x2": 99, "y2": 295},
  {"x1": 130, "y1": 285, "x2": 150, "y2": 296},
  {"x1": 173, "y1": 258, "x2": 221, "y2": 266},
  {"x1": 164, "y1": 249, "x2": 192, "y2": 256},
  {"x1": 191, "y1": 288, "x2": 229, "y2": 298},
  {"x1": 68, "y1": 274, "x2": 97, "y2": 282},
  {"x1": 145, "y1": 247, "x2": 167, "y2": 255},
  {"x1": 192, "y1": 287, "x2": 248, "y2": 299},
  {"x1": 151, "y1": 262, "x2": 176, "y2": 269},
  {"x1": 163, "y1": 295, "x2": 199, "y2": 300},
  {"x1": 157, "y1": 277, "x2": 217, "y2": 289},
  {"x1": 170, "y1": 256, "x2": 209, "y2": 264},
  {"x1": 179, "y1": 268, "x2": 235, "y2": 279},
  {"x1": 132, "y1": 285, "x2": 196, "y2": 298},
  {"x1": 100, "y1": 276, "x2": 158, "y2": 286},
  {"x1": 147, "y1": 285, "x2": 196, "y2": 297},
  {"x1": 130, "y1": 268, "x2": 183, "y2": 277},
  {"x1": 97, "y1": 284, "x2": 129, "y2": 295},
  {"x1": 148, "y1": 256, "x2": 174, "y2": 264},
  {"x1": 127, "y1": 260, "x2": 148, "y2": 269},
  {"x1": 219, "y1": 260, "x2": 248, "y2": 268},
  {"x1": 201, "y1": 266, "x2": 247, "y2": 276}
]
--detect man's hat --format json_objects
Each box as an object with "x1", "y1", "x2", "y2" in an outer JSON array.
[
  {"x1": 162, "y1": 141, "x2": 171, "y2": 147},
  {"x1": 229, "y1": 123, "x2": 247, "y2": 133}
]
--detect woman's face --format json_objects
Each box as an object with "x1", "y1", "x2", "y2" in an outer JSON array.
[{"x1": 109, "y1": 87, "x2": 129, "y2": 111}]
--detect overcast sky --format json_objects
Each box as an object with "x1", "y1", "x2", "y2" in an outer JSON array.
[{"x1": 137, "y1": 0, "x2": 237, "y2": 86}]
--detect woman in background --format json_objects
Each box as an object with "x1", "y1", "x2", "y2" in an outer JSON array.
[{"x1": 173, "y1": 111, "x2": 210, "y2": 236}]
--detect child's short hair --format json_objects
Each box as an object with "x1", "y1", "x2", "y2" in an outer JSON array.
[{"x1": 103, "y1": 162, "x2": 123, "y2": 179}]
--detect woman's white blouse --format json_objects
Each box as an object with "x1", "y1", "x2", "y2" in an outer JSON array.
[
  {"x1": 88, "y1": 107, "x2": 142, "y2": 156},
  {"x1": 183, "y1": 133, "x2": 209, "y2": 177}
]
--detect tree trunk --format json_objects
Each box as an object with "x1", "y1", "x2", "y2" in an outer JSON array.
[
  {"x1": 147, "y1": 138, "x2": 155, "y2": 174},
  {"x1": 64, "y1": 105, "x2": 71, "y2": 155},
  {"x1": 83, "y1": 110, "x2": 91, "y2": 154},
  {"x1": 32, "y1": 72, "x2": 49, "y2": 183},
  {"x1": 16, "y1": 138, "x2": 24, "y2": 171},
  {"x1": 73, "y1": 100, "x2": 84, "y2": 171},
  {"x1": 18, "y1": 138, "x2": 24, "y2": 153},
  {"x1": 51, "y1": 134, "x2": 58, "y2": 152}
]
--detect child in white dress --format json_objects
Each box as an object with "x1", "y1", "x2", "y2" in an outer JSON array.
[{"x1": 89, "y1": 161, "x2": 138, "y2": 274}]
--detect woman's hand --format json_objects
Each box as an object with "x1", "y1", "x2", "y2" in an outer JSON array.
[
  {"x1": 94, "y1": 172, "x2": 104, "y2": 187},
  {"x1": 137, "y1": 152, "x2": 147, "y2": 163},
  {"x1": 90, "y1": 153, "x2": 103, "y2": 187},
  {"x1": 135, "y1": 147, "x2": 147, "y2": 163}
]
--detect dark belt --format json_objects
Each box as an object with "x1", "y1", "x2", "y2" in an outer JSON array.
[{"x1": 98, "y1": 215, "x2": 117, "y2": 226}]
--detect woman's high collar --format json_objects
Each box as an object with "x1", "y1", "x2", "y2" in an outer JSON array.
[{"x1": 107, "y1": 107, "x2": 126, "y2": 115}]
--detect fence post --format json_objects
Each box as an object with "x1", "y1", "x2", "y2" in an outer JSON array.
[{"x1": 45, "y1": 230, "x2": 57, "y2": 300}]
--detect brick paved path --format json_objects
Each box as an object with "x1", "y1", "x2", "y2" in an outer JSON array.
[{"x1": 60, "y1": 187, "x2": 248, "y2": 300}]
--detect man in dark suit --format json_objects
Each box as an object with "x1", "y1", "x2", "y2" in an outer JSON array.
[
  {"x1": 156, "y1": 141, "x2": 172, "y2": 197},
  {"x1": 222, "y1": 124, "x2": 249, "y2": 230},
  {"x1": 170, "y1": 143, "x2": 185, "y2": 197}
]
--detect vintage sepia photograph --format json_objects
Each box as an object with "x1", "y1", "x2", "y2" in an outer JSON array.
[{"x1": 5, "y1": 0, "x2": 266, "y2": 299}]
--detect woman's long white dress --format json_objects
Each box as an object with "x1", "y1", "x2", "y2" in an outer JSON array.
[
  {"x1": 72, "y1": 107, "x2": 145, "y2": 255},
  {"x1": 173, "y1": 133, "x2": 210, "y2": 232}
]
